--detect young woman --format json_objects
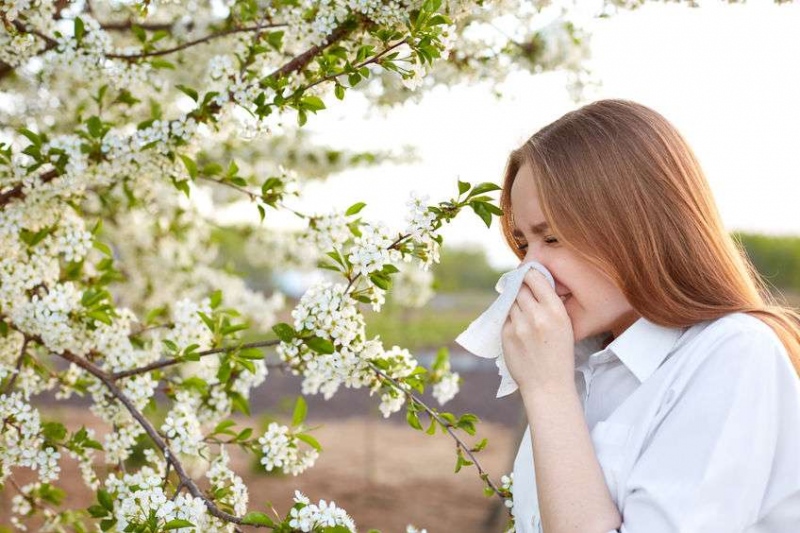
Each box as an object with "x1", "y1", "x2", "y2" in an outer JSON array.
[{"x1": 499, "y1": 99, "x2": 800, "y2": 533}]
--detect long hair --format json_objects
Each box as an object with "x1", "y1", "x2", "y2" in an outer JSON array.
[{"x1": 499, "y1": 99, "x2": 800, "y2": 376}]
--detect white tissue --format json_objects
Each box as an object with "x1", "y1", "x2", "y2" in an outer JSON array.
[{"x1": 455, "y1": 261, "x2": 556, "y2": 398}]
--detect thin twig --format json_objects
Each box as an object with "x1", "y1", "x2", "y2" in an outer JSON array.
[
  {"x1": 111, "y1": 339, "x2": 281, "y2": 380},
  {"x1": 266, "y1": 22, "x2": 355, "y2": 80},
  {"x1": 100, "y1": 20, "x2": 176, "y2": 32},
  {"x1": 106, "y1": 23, "x2": 285, "y2": 60},
  {"x1": 0, "y1": 168, "x2": 58, "y2": 206},
  {"x1": 303, "y1": 38, "x2": 409, "y2": 93},
  {"x1": 1, "y1": 336, "x2": 29, "y2": 394},
  {"x1": 366, "y1": 361, "x2": 504, "y2": 499},
  {"x1": 197, "y1": 176, "x2": 258, "y2": 201}
]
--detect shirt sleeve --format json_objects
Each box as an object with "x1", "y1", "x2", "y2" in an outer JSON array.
[{"x1": 617, "y1": 322, "x2": 797, "y2": 533}]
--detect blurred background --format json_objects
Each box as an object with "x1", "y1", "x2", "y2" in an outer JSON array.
[{"x1": 4, "y1": 1, "x2": 799, "y2": 531}]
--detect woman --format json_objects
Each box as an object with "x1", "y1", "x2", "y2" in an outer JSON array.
[{"x1": 499, "y1": 99, "x2": 800, "y2": 533}]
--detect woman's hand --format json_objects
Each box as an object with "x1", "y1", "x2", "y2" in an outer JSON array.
[{"x1": 501, "y1": 269, "x2": 576, "y2": 397}]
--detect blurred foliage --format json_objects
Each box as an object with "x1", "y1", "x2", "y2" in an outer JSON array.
[
  {"x1": 217, "y1": 227, "x2": 800, "y2": 350},
  {"x1": 365, "y1": 290, "x2": 495, "y2": 351},
  {"x1": 430, "y1": 245, "x2": 503, "y2": 292},
  {"x1": 736, "y1": 232, "x2": 800, "y2": 293}
]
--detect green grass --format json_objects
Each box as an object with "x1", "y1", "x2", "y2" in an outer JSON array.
[{"x1": 363, "y1": 291, "x2": 496, "y2": 351}]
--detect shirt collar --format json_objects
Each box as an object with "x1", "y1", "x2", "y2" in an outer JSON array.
[{"x1": 576, "y1": 318, "x2": 685, "y2": 383}]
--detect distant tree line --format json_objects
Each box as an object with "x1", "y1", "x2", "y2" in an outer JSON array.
[
  {"x1": 735, "y1": 232, "x2": 800, "y2": 292},
  {"x1": 432, "y1": 233, "x2": 800, "y2": 293}
]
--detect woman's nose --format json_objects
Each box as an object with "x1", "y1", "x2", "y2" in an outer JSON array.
[{"x1": 522, "y1": 245, "x2": 544, "y2": 265}]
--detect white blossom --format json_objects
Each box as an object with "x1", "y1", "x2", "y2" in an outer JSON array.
[
  {"x1": 432, "y1": 371, "x2": 460, "y2": 406},
  {"x1": 258, "y1": 422, "x2": 319, "y2": 476},
  {"x1": 288, "y1": 491, "x2": 356, "y2": 532},
  {"x1": 348, "y1": 221, "x2": 402, "y2": 277}
]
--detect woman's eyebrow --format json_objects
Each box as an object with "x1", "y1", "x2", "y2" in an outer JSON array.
[
  {"x1": 512, "y1": 222, "x2": 549, "y2": 238},
  {"x1": 530, "y1": 222, "x2": 549, "y2": 234}
]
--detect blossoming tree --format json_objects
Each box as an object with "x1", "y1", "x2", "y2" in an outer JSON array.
[{"x1": 0, "y1": 0, "x2": 595, "y2": 531}]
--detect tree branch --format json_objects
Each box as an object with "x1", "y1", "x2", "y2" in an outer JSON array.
[
  {"x1": 56, "y1": 349, "x2": 262, "y2": 528},
  {"x1": 0, "y1": 168, "x2": 59, "y2": 207},
  {"x1": 197, "y1": 175, "x2": 258, "y2": 202},
  {"x1": 367, "y1": 360, "x2": 506, "y2": 501},
  {"x1": 303, "y1": 38, "x2": 409, "y2": 93},
  {"x1": 111, "y1": 339, "x2": 280, "y2": 380},
  {"x1": 100, "y1": 21, "x2": 176, "y2": 32},
  {"x1": 267, "y1": 21, "x2": 357, "y2": 80},
  {"x1": 106, "y1": 23, "x2": 285, "y2": 60}
]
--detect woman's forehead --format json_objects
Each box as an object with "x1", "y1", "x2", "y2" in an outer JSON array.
[{"x1": 510, "y1": 168, "x2": 544, "y2": 219}]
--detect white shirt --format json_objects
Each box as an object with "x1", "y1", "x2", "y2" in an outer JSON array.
[{"x1": 511, "y1": 312, "x2": 800, "y2": 533}]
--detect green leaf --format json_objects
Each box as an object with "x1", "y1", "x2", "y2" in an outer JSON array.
[
  {"x1": 74, "y1": 17, "x2": 85, "y2": 45},
  {"x1": 202, "y1": 162, "x2": 223, "y2": 176},
  {"x1": 467, "y1": 181, "x2": 501, "y2": 198},
  {"x1": 87, "y1": 310, "x2": 113, "y2": 325},
  {"x1": 241, "y1": 512, "x2": 274, "y2": 526},
  {"x1": 272, "y1": 322, "x2": 296, "y2": 342},
  {"x1": 306, "y1": 336, "x2": 335, "y2": 354},
  {"x1": 217, "y1": 361, "x2": 232, "y2": 383},
  {"x1": 150, "y1": 58, "x2": 176, "y2": 70},
  {"x1": 213, "y1": 420, "x2": 236, "y2": 436},
  {"x1": 406, "y1": 406, "x2": 422, "y2": 430},
  {"x1": 471, "y1": 438, "x2": 488, "y2": 452},
  {"x1": 381, "y1": 264, "x2": 399, "y2": 274},
  {"x1": 161, "y1": 339, "x2": 178, "y2": 352},
  {"x1": 88, "y1": 504, "x2": 108, "y2": 518},
  {"x1": 456, "y1": 413, "x2": 479, "y2": 436},
  {"x1": 369, "y1": 273, "x2": 390, "y2": 290},
  {"x1": 425, "y1": 416, "x2": 437, "y2": 435},
  {"x1": 209, "y1": 289, "x2": 222, "y2": 309},
  {"x1": 334, "y1": 84, "x2": 345, "y2": 100},
  {"x1": 86, "y1": 116, "x2": 104, "y2": 138},
  {"x1": 345, "y1": 202, "x2": 367, "y2": 216},
  {"x1": 266, "y1": 30, "x2": 284, "y2": 51},
  {"x1": 164, "y1": 519, "x2": 195, "y2": 530},
  {"x1": 230, "y1": 392, "x2": 250, "y2": 416},
  {"x1": 296, "y1": 432, "x2": 322, "y2": 452},
  {"x1": 93, "y1": 240, "x2": 113, "y2": 257},
  {"x1": 235, "y1": 428, "x2": 253, "y2": 441},
  {"x1": 180, "y1": 154, "x2": 197, "y2": 179},
  {"x1": 457, "y1": 180, "x2": 471, "y2": 196},
  {"x1": 301, "y1": 95, "x2": 326, "y2": 112},
  {"x1": 42, "y1": 421, "x2": 67, "y2": 443},
  {"x1": 19, "y1": 128, "x2": 41, "y2": 147},
  {"x1": 98, "y1": 489, "x2": 113, "y2": 511},
  {"x1": 176, "y1": 84, "x2": 199, "y2": 102},
  {"x1": 292, "y1": 396, "x2": 307, "y2": 426},
  {"x1": 131, "y1": 25, "x2": 147, "y2": 43},
  {"x1": 239, "y1": 348, "x2": 264, "y2": 360},
  {"x1": 172, "y1": 176, "x2": 191, "y2": 197},
  {"x1": 429, "y1": 14, "x2": 451, "y2": 25},
  {"x1": 470, "y1": 202, "x2": 492, "y2": 228}
]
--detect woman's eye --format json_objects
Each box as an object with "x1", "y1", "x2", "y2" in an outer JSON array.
[
  {"x1": 544, "y1": 235, "x2": 559, "y2": 244},
  {"x1": 516, "y1": 242, "x2": 528, "y2": 251}
]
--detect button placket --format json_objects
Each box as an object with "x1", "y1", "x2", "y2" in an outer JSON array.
[{"x1": 575, "y1": 365, "x2": 593, "y2": 417}]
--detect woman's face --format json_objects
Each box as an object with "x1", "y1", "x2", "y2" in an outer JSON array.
[{"x1": 509, "y1": 164, "x2": 639, "y2": 342}]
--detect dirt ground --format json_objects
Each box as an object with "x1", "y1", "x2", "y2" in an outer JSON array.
[{"x1": 1, "y1": 408, "x2": 522, "y2": 533}]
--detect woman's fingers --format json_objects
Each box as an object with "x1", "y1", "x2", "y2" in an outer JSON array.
[{"x1": 523, "y1": 269, "x2": 560, "y2": 307}]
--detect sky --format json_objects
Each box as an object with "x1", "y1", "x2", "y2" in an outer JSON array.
[{"x1": 241, "y1": 0, "x2": 800, "y2": 271}]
